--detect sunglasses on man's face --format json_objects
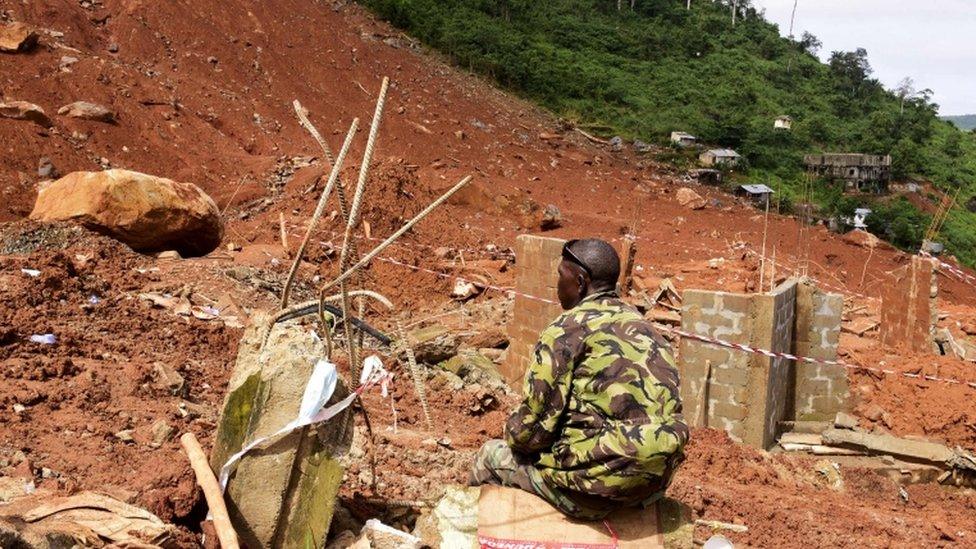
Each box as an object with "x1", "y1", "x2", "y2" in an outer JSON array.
[{"x1": 562, "y1": 240, "x2": 593, "y2": 279}]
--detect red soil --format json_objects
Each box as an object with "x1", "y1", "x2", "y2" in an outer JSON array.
[{"x1": 2, "y1": 0, "x2": 976, "y2": 546}]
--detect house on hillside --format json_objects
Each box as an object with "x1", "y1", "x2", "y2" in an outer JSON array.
[
  {"x1": 803, "y1": 153, "x2": 892, "y2": 193},
  {"x1": 670, "y1": 131, "x2": 697, "y2": 147},
  {"x1": 699, "y1": 148, "x2": 741, "y2": 168},
  {"x1": 734, "y1": 184, "x2": 774, "y2": 206},
  {"x1": 774, "y1": 115, "x2": 793, "y2": 130}
]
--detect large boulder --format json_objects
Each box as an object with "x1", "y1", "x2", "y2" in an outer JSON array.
[
  {"x1": 30, "y1": 169, "x2": 223, "y2": 256},
  {"x1": 0, "y1": 22, "x2": 38, "y2": 53},
  {"x1": 676, "y1": 187, "x2": 706, "y2": 210}
]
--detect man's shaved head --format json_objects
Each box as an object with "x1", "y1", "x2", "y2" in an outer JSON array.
[{"x1": 566, "y1": 238, "x2": 620, "y2": 290}]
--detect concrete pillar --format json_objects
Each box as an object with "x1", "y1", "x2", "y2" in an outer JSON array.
[
  {"x1": 880, "y1": 256, "x2": 937, "y2": 354},
  {"x1": 502, "y1": 235, "x2": 565, "y2": 387},
  {"x1": 210, "y1": 315, "x2": 351, "y2": 549}
]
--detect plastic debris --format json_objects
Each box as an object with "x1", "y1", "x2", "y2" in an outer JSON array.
[
  {"x1": 703, "y1": 535, "x2": 734, "y2": 549},
  {"x1": 88, "y1": 295, "x2": 101, "y2": 305},
  {"x1": 20, "y1": 268, "x2": 40, "y2": 277},
  {"x1": 29, "y1": 334, "x2": 56, "y2": 345}
]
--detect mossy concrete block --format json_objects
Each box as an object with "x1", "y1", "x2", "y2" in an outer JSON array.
[{"x1": 211, "y1": 315, "x2": 351, "y2": 549}]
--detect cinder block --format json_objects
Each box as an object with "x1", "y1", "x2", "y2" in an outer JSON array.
[{"x1": 711, "y1": 402, "x2": 748, "y2": 422}]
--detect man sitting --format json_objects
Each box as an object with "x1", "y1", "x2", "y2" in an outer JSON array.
[{"x1": 470, "y1": 238, "x2": 689, "y2": 519}]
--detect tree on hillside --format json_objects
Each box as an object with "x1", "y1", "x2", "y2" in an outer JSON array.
[
  {"x1": 829, "y1": 48, "x2": 876, "y2": 101},
  {"x1": 894, "y1": 77, "x2": 924, "y2": 114},
  {"x1": 798, "y1": 31, "x2": 821, "y2": 55}
]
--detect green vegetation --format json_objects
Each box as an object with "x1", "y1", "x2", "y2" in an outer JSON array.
[{"x1": 359, "y1": 0, "x2": 976, "y2": 264}]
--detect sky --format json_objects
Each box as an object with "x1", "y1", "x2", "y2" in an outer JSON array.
[{"x1": 753, "y1": 0, "x2": 975, "y2": 115}]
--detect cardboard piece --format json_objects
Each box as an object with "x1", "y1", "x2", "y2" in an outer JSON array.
[{"x1": 477, "y1": 485, "x2": 664, "y2": 549}]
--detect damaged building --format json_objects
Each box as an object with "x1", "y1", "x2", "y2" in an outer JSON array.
[{"x1": 803, "y1": 153, "x2": 892, "y2": 193}]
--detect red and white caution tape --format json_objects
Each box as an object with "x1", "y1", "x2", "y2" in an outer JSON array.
[
  {"x1": 668, "y1": 327, "x2": 976, "y2": 389},
  {"x1": 930, "y1": 256, "x2": 976, "y2": 288},
  {"x1": 366, "y1": 249, "x2": 976, "y2": 391}
]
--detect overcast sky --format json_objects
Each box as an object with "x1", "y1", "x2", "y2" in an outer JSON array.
[{"x1": 753, "y1": 1, "x2": 975, "y2": 115}]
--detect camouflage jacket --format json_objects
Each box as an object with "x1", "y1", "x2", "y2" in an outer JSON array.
[{"x1": 505, "y1": 291, "x2": 689, "y2": 503}]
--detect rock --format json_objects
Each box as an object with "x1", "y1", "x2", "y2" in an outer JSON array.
[
  {"x1": 0, "y1": 101, "x2": 52, "y2": 127},
  {"x1": 30, "y1": 169, "x2": 224, "y2": 256},
  {"x1": 108, "y1": 42, "x2": 119, "y2": 53},
  {"x1": 432, "y1": 246, "x2": 452, "y2": 259},
  {"x1": 413, "y1": 486, "x2": 479, "y2": 549},
  {"x1": 115, "y1": 429, "x2": 134, "y2": 443},
  {"x1": 479, "y1": 347, "x2": 504, "y2": 363},
  {"x1": 57, "y1": 101, "x2": 116, "y2": 123},
  {"x1": 151, "y1": 362, "x2": 186, "y2": 396},
  {"x1": 862, "y1": 404, "x2": 886, "y2": 422},
  {"x1": 409, "y1": 325, "x2": 459, "y2": 364},
  {"x1": 633, "y1": 139, "x2": 652, "y2": 153},
  {"x1": 148, "y1": 420, "x2": 174, "y2": 447},
  {"x1": 468, "y1": 329, "x2": 508, "y2": 349},
  {"x1": 360, "y1": 519, "x2": 422, "y2": 549},
  {"x1": 842, "y1": 229, "x2": 892, "y2": 250},
  {"x1": 325, "y1": 529, "x2": 358, "y2": 549},
  {"x1": 59, "y1": 56, "x2": 79, "y2": 71},
  {"x1": 834, "y1": 412, "x2": 859, "y2": 430},
  {"x1": 0, "y1": 22, "x2": 38, "y2": 53},
  {"x1": 37, "y1": 157, "x2": 58, "y2": 179},
  {"x1": 813, "y1": 459, "x2": 844, "y2": 491},
  {"x1": 540, "y1": 204, "x2": 561, "y2": 230},
  {"x1": 176, "y1": 400, "x2": 208, "y2": 420},
  {"x1": 452, "y1": 279, "x2": 480, "y2": 301},
  {"x1": 226, "y1": 242, "x2": 242, "y2": 252},
  {"x1": 156, "y1": 250, "x2": 181, "y2": 260},
  {"x1": 676, "y1": 187, "x2": 706, "y2": 210},
  {"x1": 609, "y1": 136, "x2": 624, "y2": 152},
  {"x1": 0, "y1": 477, "x2": 35, "y2": 503}
]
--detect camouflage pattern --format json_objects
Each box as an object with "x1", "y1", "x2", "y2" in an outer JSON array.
[
  {"x1": 469, "y1": 439, "x2": 595, "y2": 518},
  {"x1": 503, "y1": 290, "x2": 689, "y2": 511}
]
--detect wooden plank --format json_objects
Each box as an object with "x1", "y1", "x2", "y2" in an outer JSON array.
[{"x1": 478, "y1": 486, "x2": 664, "y2": 549}]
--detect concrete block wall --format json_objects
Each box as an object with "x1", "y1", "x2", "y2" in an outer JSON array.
[
  {"x1": 754, "y1": 280, "x2": 797, "y2": 450},
  {"x1": 793, "y1": 280, "x2": 849, "y2": 421},
  {"x1": 680, "y1": 279, "x2": 846, "y2": 449},
  {"x1": 880, "y1": 256, "x2": 937, "y2": 354},
  {"x1": 502, "y1": 235, "x2": 566, "y2": 386},
  {"x1": 679, "y1": 290, "x2": 754, "y2": 442}
]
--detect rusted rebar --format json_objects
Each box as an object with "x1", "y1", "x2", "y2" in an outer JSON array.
[{"x1": 280, "y1": 117, "x2": 360, "y2": 308}]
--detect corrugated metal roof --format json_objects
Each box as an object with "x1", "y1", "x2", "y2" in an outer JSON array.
[
  {"x1": 739, "y1": 184, "x2": 774, "y2": 194},
  {"x1": 707, "y1": 149, "x2": 740, "y2": 157}
]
